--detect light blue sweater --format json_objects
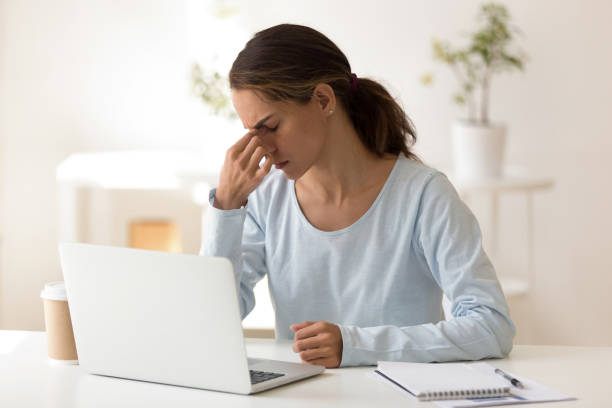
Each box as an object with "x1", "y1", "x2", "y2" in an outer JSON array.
[{"x1": 200, "y1": 154, "x2": 515, "y2": 367}]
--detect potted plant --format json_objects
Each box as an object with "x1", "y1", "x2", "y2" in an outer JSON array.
[
  {"x1": 191, "y1": 62, "x2": 237, "y2": 121},
  {"x1": 191, "y1": 57, "x2": 244, "y2": 166},
  {"x1": 421, "y1": 2, "x2": 527, "y2": 180}
]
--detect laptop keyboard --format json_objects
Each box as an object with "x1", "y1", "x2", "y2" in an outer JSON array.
[{"x1": 249, "y1": 370, "x2": 285, "y2": 385}]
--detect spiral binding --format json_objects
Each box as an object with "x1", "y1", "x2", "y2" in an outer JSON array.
[{"x1": 421, "y1": 386, "x2": 509, "y2": 401}]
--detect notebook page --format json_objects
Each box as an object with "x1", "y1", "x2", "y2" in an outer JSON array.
[
  {"x1": 377, "y1": 361, "x2": 509, "y2": 399},
  {"x1": 434, "y1": 363, "x2": 576, "y2": 407}
]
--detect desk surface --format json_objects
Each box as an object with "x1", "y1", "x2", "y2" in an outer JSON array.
[{"x1": 0, "y1": 331, "x2": 608, "y2": 407}]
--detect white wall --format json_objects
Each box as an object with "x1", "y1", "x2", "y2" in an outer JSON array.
[
  {"x1": 238, "y1": 0, "x2": 612, "y2": 346},
  {"x1": 1, "y1": 0, "x2": 611, "y2": 346},
  {"x1": 0, "y1": 0, "x2": 245, "y2": 329}
]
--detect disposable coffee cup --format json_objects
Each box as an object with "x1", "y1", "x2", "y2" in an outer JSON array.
[{"x1": 40, "y1": 281, "x2": 79, "y2": 365}]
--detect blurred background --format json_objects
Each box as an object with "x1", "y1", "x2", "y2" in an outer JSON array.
[{"x1": 1, "y1": 0, "x2": 610, "y2": 346}]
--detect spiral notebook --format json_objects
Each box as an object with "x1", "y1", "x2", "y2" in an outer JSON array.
[{"x1": 375, "y1": 361, "x2": 510, "y2": 401}]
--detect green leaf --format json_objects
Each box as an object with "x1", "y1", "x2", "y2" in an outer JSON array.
[
  {"x1": 426, "y1": 1, "x2": 527, "y2": 118},
  {"x1": 190, "y1": 62, "x2": 235, "y2": 119},
  {"x1": 453, "y1": 93, "x2": 466, "y2": 105},
  {"x1": 419, "y1": 73, "x2": 435, "y2": 85}
]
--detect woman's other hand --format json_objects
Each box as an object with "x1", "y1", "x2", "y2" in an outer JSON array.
[
  {"x1": 214, "y1": 130, "x2": 274, "y2": 210},
  {"x1": 291, "y1": 321, "x2": 343, "y2": 368}
]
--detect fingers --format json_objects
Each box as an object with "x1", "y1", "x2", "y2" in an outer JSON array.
[
  {"x1": 248, "y1": 145, "x2": 270, "y2": 170},
  {"x1": 298, "y1": 346, "x2": 333, "y2": 361},
  {"x1": 240, "y1": 136, "x2": 263, "y2": 167},
  {"x1": 290, "y1": 321, "x2": 343, "y2": 368},
  {"x1": 216, "y1": 129, "x2": 273, "y2": 210},
  {"x1": 290, "y1": 321, "x2": 315, "y2": 333},
  {"x1": 302, "y1": 357, "x2": 337, "y2": 368},
  {"x1": 292, "y1": 333, "x2": 322, "y2": 352},
  {"x1": 294, "y1": 321, "x2": 325, "y2": 341},
  {"x1": 255, "y1": 154, "x2": 273, "y2": 179},
  {"x1": 230, "y1": 129, "x2": 258, "y2": 157}
]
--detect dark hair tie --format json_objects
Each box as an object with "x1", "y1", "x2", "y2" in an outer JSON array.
[{"x1": 350, "y1": 73, "x2": 358, "y2": 91}]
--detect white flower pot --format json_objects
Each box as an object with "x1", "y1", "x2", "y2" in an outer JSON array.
[{"x1": 451, "y1": 121, "x2": 506, "y2": 180}]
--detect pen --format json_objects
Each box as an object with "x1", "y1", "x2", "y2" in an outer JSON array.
[{"x1": 494, "y1": 368, "x2": 524, "y2": 389}]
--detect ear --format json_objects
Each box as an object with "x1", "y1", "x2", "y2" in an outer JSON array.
[{"x1": 312, "y1": 83, "x2": 336, "y2": 115}]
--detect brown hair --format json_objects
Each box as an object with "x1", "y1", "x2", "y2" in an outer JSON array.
[{"x1": 229, "y1": 24, "x2": 419, "y2": 161}]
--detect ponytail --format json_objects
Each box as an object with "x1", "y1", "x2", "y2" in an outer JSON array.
[{"x1": 344, "y1": 75, "x2": 419, "y2": 160}]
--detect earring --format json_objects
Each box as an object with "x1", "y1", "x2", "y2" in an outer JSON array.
[{"x1": 328, "y1": 110, "x2": 334, "y2": 116}]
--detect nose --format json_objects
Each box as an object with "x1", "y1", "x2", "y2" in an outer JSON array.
[{"x1": 258, "y1": 136, "x2": 276, "y2": 154}]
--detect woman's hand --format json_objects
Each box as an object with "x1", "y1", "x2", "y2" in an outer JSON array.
[
  {"x1": 214, "y1": 130, "x2": 274, "y2": 210},
  {"x1": 291, "y1": 321, "x2": 343, "y2": 368}
]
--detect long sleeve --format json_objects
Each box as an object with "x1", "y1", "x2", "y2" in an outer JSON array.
[
  {"x1": 200, "y1": 189, "x2": 268, "y2": 319},
  {"x1": 337, "y1": 173, "x2": 516, "y2": 366}
]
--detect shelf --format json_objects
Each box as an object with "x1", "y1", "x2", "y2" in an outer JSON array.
[
  {"x1": 442, "y1": 165, "x2": 554, "y2": 194},
  {"x1": 499, "y1": 277, "x2": 530, "y2": 297},
  {"x1": 447, "y1": 174, "x2": 554, "y2": 193},
  {"x1": 56, "y1": 150, "x2": 219, "y2": 190}
]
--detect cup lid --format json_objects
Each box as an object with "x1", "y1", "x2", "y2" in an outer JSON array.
[{"x1": 40, "y1": 281, "x2": 68, "y2": 301}]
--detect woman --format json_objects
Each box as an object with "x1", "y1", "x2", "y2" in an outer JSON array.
[{"x1": 201, "y1": 23, "x2": 515, "y2": 368}]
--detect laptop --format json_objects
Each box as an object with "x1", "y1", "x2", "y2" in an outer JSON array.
[{"x1": 58, "y1": 243, "x2": 324, "y2": 394}]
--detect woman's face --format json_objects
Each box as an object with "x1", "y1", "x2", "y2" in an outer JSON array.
[{"x1": 231, "y1": 88, "x2": 331, "y2": 180}]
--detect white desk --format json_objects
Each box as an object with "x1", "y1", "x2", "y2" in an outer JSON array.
[{"x1": 1, "y1": 331, "x2": 609, "y2": 407}]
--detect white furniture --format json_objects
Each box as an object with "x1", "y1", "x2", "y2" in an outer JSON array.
[
  {"x1": 56, "y1": 150, "x2": 218, "y2": 251},
  {"x1": 447, "y1": 170, "x2": 554, "y2": 297},
  {"x1": 56, "y1": 150, "x2": 277, "y2": 334},
  {"x1": 56, "y1": 155, "x2": 553, "y2": 331},
  {"x1": 0, "y1": 330, "x2": 609, "y2": 407}
]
